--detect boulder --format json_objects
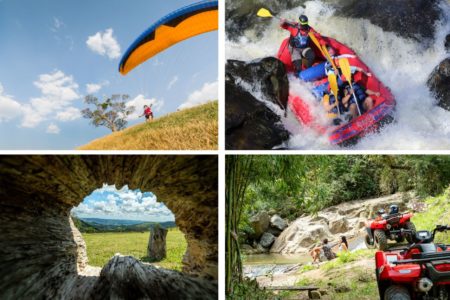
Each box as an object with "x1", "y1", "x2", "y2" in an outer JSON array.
[
  {"x1": 267, "y1": 226, "x2": 283, "y2": 237},
  {"x1": 259, "y1": 232, "x2": 276, "y2": 248},
  {"x1": 147, "y1": 225, "x2": 168, "y2": 261},
  {"x1": 226, "y1": 57, "x2": 289, "y2": 110},
  {"x1": 270, "y1": 214, "x2": 287, "y2": 231},
  {"x1": 328, "y1": 217, "x2": 349, "y2": 234},
  {"x1": 250, "y1": 211, "x2": 270, "y2": 239},
  {"x1": 427, "y1": 58, "x2": 450, "y2": 111},
  {"x1": 310, "y1": 290, "x2": 322, "y2": 299},
  {"x1": 445, "y1": 34, "x2": 450, "y2": 52},
  {"x1": 225, "y1": 80, "x2": 290, "y2": 150}
]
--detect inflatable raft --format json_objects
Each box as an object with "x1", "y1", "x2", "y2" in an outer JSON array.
[{"x1": 277, "y1": 33, "x2": 395, "y2": 146}]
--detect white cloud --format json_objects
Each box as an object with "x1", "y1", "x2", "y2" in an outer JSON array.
[
  {"x1": 0, "y1": 83, "x2": 23, "y2": 122},
  {"x1": 86, "y1": 28, "x2": 121, "y2": 59},
  {"x1": 20, "y1": 70, "x2": 80, "y2": 128},
  {"x1": 86, "y1": 83, "x2": 102, "y2": 94},
  {"x1": 167, "y1": 76, "x2": 179, "y2": 90},
  {"x1": 125, "y1": 94, "x2": 164, "y2": 121},
  {"x1": 178, "y1": 81, "x2": 218, "y2": 110},
  {"x1": 56, "y1": 107, "x2": 81, "y2": 121},
  {"x1": 86, "y1": 80, "x2": 109, "y2": 94},
  {"x1": 71, "y1": 184, "x2": 174, "y2": 219},
  {"x1": 46, "y1": 123, "x2": 60, "y2": 134}
]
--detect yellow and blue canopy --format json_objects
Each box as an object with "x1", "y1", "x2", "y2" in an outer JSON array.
[{"x1": 119, "y1": 0, "x2": 218, "y2": 75}]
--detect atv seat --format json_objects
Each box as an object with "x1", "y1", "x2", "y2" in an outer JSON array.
[
  {"x1": 410, "y1": 243, "x2": 438, "y2": 254},
  {"x1": 385, "y1": 213, "x2": 401, "y2": 224}
]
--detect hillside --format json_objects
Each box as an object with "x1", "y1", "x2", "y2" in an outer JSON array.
[
  {"x1": 78, "y1": 101, "x2": 218, "y2": 150},
  {"x1": 71, "y1": 216, "x2": 176, "y2": 233}
]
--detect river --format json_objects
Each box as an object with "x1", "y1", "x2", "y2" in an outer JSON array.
[{"x1": 226, "y1": 0, "x2": 450, "y2": 149}]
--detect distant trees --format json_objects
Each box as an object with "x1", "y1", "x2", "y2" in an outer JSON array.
[{"x1": 82, "y1": 94, "x2": 134, "y2": 132}]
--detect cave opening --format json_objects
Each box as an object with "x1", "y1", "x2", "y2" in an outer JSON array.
[
  {"x1": 0, "y1": 155, "x2": 218, "y2": 299},
  {"x1": 71, "y1": 184, "x2": 187, "y2": 272}
]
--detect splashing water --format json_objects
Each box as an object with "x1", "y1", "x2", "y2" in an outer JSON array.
[{"x1": 226, "y1": 0, "x2": 450, "y2": 149}]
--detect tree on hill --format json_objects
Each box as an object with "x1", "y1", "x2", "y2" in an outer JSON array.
[{"x1": 82, "y1": 94, "x2": 134, "y2": 132}]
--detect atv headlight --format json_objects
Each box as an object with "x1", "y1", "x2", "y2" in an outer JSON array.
[{"x1": 386, "y1": 224, "x2": 392, "y2": 229}]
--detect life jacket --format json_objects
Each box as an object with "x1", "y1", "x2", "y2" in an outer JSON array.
[{"x1": 290, "y1": 28, "x2": 309, "y2": 49}]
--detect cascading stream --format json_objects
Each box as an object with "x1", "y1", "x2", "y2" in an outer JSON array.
[{"x1": 226, "y1": 0, "x2": 450, "y2": 149}]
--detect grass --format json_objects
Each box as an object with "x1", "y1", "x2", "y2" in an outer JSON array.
[
  {"x1": 412, "y1": 188, "x2": 450, "y2": 244},
  {"x1": 82, "y1": 228, "x2": 187, "y2": 271},
  {"x1": 78, "y1": 101, "x2": 218, "y2": 150}
]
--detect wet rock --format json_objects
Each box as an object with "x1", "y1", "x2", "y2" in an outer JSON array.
[
  {"x1": 226, "y1": 0, "x2": 444, "y2": 42},
  {"x1": 241, "y1": 244, "x2": 254, "y2": 252},
  {"x1": 250, "y1": 211, "x2": 271, "y2": 239},
  {"x1": 226, "y1": 81, "x2": 290, "y2": 149},
  {"x1": 445, "y1": 34, "x2": 450, "y2": 52},
  {"x1": 147, "y1": 225, "x2": 168, "y2": 261},
  {"x1": 337, "y1": 0, "x2": 442, "y2": 42},
  {"x1": 267, "y1": 226, "x2": 283, "y2": 237},
  {"x1": 270, "y1": 214, "x2": 288, "y2": 231},
  {"x1": 260, "y1": 232, "x2": 276, "y2": 248},
  {"x1": 227, "y1": 57, "x2": 289, "y2": 110},
  {"x1": 427, "y1": 58, "x2": 450, "y2": 110}
]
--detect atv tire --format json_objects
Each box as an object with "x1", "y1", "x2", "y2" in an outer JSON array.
[
  {"x1": 374, "y1": 230, "x2": 388, "y2": 250},
  {"x1": 365, "y1": 234, "x2": 375, "y2": 249},
  {"x1": 404, "y1": 222, "x2": 416, "y2": 243},
  {"x1": 384, "y1": 285, "x2": 411, "y2": 300}
]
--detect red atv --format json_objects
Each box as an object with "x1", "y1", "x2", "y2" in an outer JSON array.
[
  {"x1": 365, "y1": 209, "x2": 416, "y2": 250},
  {"x1": 375, "y1": 225, "x2": 450, "y2": 299}
]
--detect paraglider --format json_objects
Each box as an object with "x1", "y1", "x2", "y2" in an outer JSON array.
[{"x1": 119, "y1": 0, "x2": 218, "y2": 75}]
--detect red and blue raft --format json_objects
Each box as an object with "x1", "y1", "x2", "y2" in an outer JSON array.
[{"x1": 277, "y1": 33, "x2": 395, "y2": 146}]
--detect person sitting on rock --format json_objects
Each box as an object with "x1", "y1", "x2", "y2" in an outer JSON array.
[
  {"x1": 322, "y1": 239, "x2": 337, "y2": 260},
  {"x1": 280, "y1": 15, "x2": 318, "y2": 73},
  {"x1": 339, "y1": 236, "x2": 349, "y2": 252}
]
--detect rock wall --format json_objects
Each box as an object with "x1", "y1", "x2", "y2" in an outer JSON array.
[
  {"x1": 271, "y1": 193, "x2": 416, "y2": 253},
  {"x1": 0, "y1": 155, "x2": 218, "y2": 299}
]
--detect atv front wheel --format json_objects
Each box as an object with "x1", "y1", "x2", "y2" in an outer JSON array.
[
  {"x1": 384, "y1": 285, "x2": 411, "y2": 300},
  {"x1": 374, "y1": 230, "x2": 388, "y2": 250},
  {"x1": 365, "y1": 234, "x2": 375, "y2": 249},
  {"x1": 404, "y1": 222, "x2": 416, "y2": 243}
]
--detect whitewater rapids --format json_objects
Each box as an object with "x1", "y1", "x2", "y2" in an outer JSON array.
[{"x1": 226, "y1": 0, "x2": 450, "y2": 149}]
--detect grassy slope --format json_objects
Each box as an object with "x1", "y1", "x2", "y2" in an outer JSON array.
[
  {"x1": 82, "y1": 228, "x2": 187, "y2": 271},
  {"x1": 78, "y1": 101, "x2": 218, "y2": 150}
]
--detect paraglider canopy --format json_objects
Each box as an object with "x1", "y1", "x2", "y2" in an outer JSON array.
[{"x1": 119, "y1": 0, "x2": 218, "y2": 75}]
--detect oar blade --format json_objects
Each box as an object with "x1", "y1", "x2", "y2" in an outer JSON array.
[
  {"x1": 328, "y1": 73, "x2": 338, "y2": 98},
  {"x1": 257, "y1": 8, "x2": 273, "y2": 18},
  {"x1": 339, "y1": 58, "x2": 352, "y2": 83}
]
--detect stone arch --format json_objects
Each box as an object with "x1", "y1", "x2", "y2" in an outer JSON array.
[{"x1": 0, "y1": 155, "x2": 217, "y2": 299}]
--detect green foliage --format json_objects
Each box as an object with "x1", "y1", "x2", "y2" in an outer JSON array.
[
  {"x1": 82, "y1": 94, "x2": 134, "y2": 132},
  {"x1": 82, "y1": 228, "x2": 186, "y2": 271},
  {"x1": 227, "y1": 279, "x2": 278, "y2": 300},
  {"x1": 412, "y1": 187, "x2": 450, "y2": 244}
]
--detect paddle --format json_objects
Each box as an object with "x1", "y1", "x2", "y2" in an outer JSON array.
[
  {"x1": 322, "y1": 94, "x2": 337, "y2": 119},
  {"x1": 339, "y1": 58, "x2": 362, "y2": 116},
  {"x1": 328, "y1": 73, "x2": 341, "y2": 117},
  {"x1": 256, "y1": 8, "x2": 281, "y2": 20}
]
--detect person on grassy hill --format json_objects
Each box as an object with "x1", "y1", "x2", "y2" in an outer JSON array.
[{"x1": 140, "y1": 104, "x2": 153, "y2": 122}]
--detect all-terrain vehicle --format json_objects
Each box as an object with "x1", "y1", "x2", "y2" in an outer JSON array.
[
  {"x1": 375, "y1": 224, "x2": 450, "y2": 300},
  {"x1": 365, "y1": 206, "x2": 416, "y2": 250}
]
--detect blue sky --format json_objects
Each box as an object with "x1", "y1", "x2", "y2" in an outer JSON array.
[
  {"x1": 71, "y1": 184, "x2": 175, "y2": 222},
  {"x1": 0, "y1": 0, "x2": 218, "y2": 149}
]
